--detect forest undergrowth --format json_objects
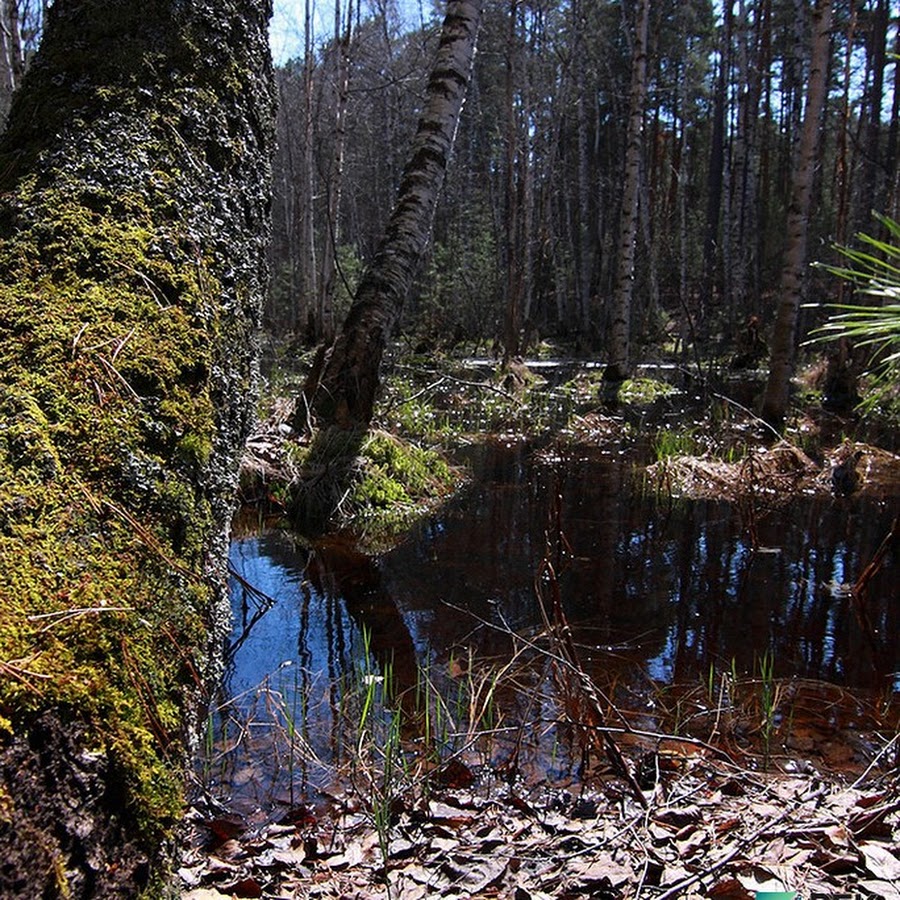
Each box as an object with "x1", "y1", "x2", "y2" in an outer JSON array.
[{"x1": 176, "y1": 349, "x2": 900, "y2": 899}]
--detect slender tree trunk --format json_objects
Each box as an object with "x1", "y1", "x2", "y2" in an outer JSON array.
[
  {"x1": 761, "y1": 0, "x2": 832, "y2": 428},
  {"x1": 300, "y1": 0, "x2": 483, "y2": 430},
  {"x1": 885, "y1": 24, "x2": 900, "y2": 221},
  {"x1": 0, "y1": 0, "x2": 23, "y2": 124},
  {"x1": 573, "y1": 0, "x2": 592, "y2": 338},
  {"x1": 317, "y1": 0, "x2": 353, "y2": 344},
  {"x1": 605, "y1": 0, "x2": 650, "y2": 382},
  {"x1": 503, "y1": 0, "x2": 523, "y2": 359},
  {"x1": 832, "y1": 0, "x2": 857, "y2": 302},
  {"x1": 300, "y1": 0, "x2": 318, "y2": 338},
  {"x1": 703, "y1": 6, "x2": 730, "y2": 323}
]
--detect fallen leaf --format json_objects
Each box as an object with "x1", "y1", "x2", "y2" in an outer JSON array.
[
  {"x1": 859, "y1": 880, "x2": 900, "y2": 899},
  {"x1": 569, "y1": 853, "x2": 632, "y2": 886},
  {"x1": 428, "y1": 799, "x2": 476, "y2": 825},
  {"x1": 442, "y1": 853, "x2": 508, "y2": 894},
  {"x1": 707, "y1": 878, "x2": 754, "y2": 899},
  {"x1": 859, "y1": 841, "x2": 900, "y2": 881},
  {"x1": 270, "y1": 846, "x2": 307, "y2": 867},
  {"x1": 654, "y1": 805, "x2": 702, "y2": 828},
  {"x1": 221, "y1": 876, "x2": 264, "y2": 898},
  {"x1": 736, "y1": 869, "x2": 793, "y2": 894},
  {"x1": 182, "y1": 891, "x2": 233, "y2": 900}
]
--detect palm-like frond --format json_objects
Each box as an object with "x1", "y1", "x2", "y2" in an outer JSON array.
[{"x1": 807, "y1": 214, "x2": 900, "y2": 411}]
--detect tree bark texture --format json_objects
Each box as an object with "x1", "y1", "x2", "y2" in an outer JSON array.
[
  {"x1": 605, "y1": 0, "x2": 650, "y2": 382},
  {"x1": 0, "y1": 1, "x2": 273, "y2": 895},
  {"x1": 303, "y1": 0, "x2": 482, "y2": 430},
  {"x1": 0, "y1": 0, "x2": 24, "y2": 123},
  {"x1": 761, "y1": 0, "x2": 832, "y2": 428}
]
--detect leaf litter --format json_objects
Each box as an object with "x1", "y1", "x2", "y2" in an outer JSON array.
[{"x1": 179, "y1": 736, "x2": 900, "y2": 899}]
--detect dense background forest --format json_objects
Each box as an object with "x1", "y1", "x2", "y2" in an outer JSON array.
[
  {"x1": 3, "y1": 0, "x2": 895, "y2": 370},
  {"x1": 266, "y1": 0, "x2": 899, "y2": 370}
]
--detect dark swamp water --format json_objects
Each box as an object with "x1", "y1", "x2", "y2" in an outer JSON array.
[{"x1": 202, "y1": 440, "x2": 900, "y2": 820}]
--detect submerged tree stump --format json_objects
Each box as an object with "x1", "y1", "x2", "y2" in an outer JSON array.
[{"x1": 0, "y1": 2, "x2": 273, "y2": 896}]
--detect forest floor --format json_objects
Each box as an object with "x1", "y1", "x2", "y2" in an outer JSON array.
[
  {"x1": 180, "y1": 353, "x2": 900, "y2": 900},
  {"x1": 180, "y1": 746, "x2": 900, "y2": 899}
]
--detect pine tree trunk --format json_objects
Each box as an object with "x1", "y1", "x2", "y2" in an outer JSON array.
[
  {"x1": 301, "y1": 0, "x2": 483, "y2": 430},
  {"x1": 761, "y1": 0, "x2": 832, "y2": 428},
  {"x1": 0, "y1": 1, "x2": 273, "y2": 894}
]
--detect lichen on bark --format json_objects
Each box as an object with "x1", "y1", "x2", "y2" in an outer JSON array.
[{"x1": 0, "y1": 1, "x2": 274, "y2": 896}]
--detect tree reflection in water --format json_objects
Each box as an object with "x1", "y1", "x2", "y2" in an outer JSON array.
[{"x1": 210, "y1": 441, "x2": 899, "y2": 815}]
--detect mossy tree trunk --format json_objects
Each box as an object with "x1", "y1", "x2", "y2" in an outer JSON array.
[
  {"x1": 0, "y1": 1, "x2": 273, "y2": 896},
  {"x1": 299, "y1": 0, "x2": 483, "y2": 431}
]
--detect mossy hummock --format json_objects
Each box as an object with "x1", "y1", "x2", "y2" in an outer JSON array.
[{"x1": 0, "y1": 1, "x2": 274, "y2": 896}]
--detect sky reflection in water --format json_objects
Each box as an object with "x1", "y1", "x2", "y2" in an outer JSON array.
[{"x1": 215, "y1": 443, "x2": 899, "y2": 810}]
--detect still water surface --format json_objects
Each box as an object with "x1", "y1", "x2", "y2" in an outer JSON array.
[{"x1": 211, "y1": 442, "x2": 899, "y2": 814}]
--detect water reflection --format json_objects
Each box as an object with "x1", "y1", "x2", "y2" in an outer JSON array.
[{"x1": 212, "y1": 442, "x2": 899, "y2": 813}]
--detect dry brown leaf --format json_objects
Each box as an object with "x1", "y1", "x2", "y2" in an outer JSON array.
[
  {"x1": 859, "y1": 841, "x2": 900, "y2": 881},
  {"x1": 182, "y1": 890, "x2": 233, "y2": 900},
  {"x1": 428, "y1": 799, "x2": 476, "y2": 825},
  {"x1": 442, "y1": 853, "x2": 509, "y2": 894},
  {"x1": 675, "y1": 827, "x2": 709, "y2": 859},
  {"x1": 824, "y1": 823, "x2": 851, "y2": 848},
  {"x1": 859, "y1": 880, "x2": 900, "y2": 899},
  {"x1": 569, "y1": 853, "x2": 632, "y2": 886},
  {"x1": 655, "y1": 805, "x2": 702, "y2": 828},
  {"x1": 707, "y1": 878, "x2": 754, "y2": 899}
]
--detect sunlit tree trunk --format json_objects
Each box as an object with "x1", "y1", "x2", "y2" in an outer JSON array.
[
  {"x1": 573, "y1": 0, "x2": 592, "y2": 339},
  {"x1": 503, "y1": 0, "x2": 523, "y2": 359},
  {"x1": 761, "y1": 0, "x2": 832, "y2": 428},
  {"x1": 317, "y1": 0, "x2": 354, "y2": 344},
  {"x1": 301, "y1": 0, "x2": 483, "y2": 430},
  {"x1": 300, "y1": 0, "x2": 318, "y2": 337},
  {"x1": 605, "y1": 0, "x2": 650, "y2": 383},
  {"x1": 703, "y1": 5, "x2": 729, "y2": 323},
  {"x1": 833, "y1": 0, "x2": 858, "y2": 298},
  {"x1": 0, "y1": 0, "x2": 23, "y2": 123}
]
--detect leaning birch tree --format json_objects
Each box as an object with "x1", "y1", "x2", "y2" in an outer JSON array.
[
  {"x1": 299, "y1": 0, "x2": 483, "y2": 430},
  {"x1": 761, "y1": 0, "x2": 832, "y2": 427},
  {"x1": 605, "y1": 0, "x2": 651, "y2": 383}
]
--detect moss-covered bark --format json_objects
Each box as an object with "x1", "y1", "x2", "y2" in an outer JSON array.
[{"x1": 0, "y1": 2, "x2": 274, "y2": 896}]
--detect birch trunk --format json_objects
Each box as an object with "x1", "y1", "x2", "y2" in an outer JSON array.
[
  {"x1": 301, "y1": 0, "x2": 483, "y2": 430},
  {"x1": 761, "y1": 0, "x2": 832, "y2": 427},
  {"x1": 605, "y1": 0, "x2": 650, "y2": 382},
  {"x1": 0, "y1": 0, "x2": 23, "y2": 124},
  {"x1": 317, "y1": 0, "x2": 353, "y2": 344}
]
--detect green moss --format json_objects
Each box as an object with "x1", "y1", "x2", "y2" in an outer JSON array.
[
  {"x1": 0, "y1": 172, "x2": 221, "y2": 848},
  {"x1": 348, "y1": 431, "x2": 457, "y2": 544},
  {"x1": 618, "y1": 377, "x2": 680, "y2": 405}
]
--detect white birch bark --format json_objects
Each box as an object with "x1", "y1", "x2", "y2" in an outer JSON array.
[
  {"x1": 761, "y1": 0, "x2": 833, "y2": 427},
  {"x1": 605, "y1": 0, "x2": 650, "y2": 382},
  {"x1": 304, "y1": 0, "x2": 483, "y2": 429}
]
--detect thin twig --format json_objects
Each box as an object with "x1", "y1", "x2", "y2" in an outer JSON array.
[
  {"x1": 652, "y1": 806, "x2": 792, "y2": 900},
  {"x1": 850, "y1": 731, "x2": 900, "y2": 789}
]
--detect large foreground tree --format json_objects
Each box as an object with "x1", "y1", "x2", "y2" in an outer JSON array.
[
  {"x1": 299, "y1": 0, "x2": 483, "y2": 431},
  {"x1": 0, "y1": 1, "x2": 273, "y2": 895}
]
